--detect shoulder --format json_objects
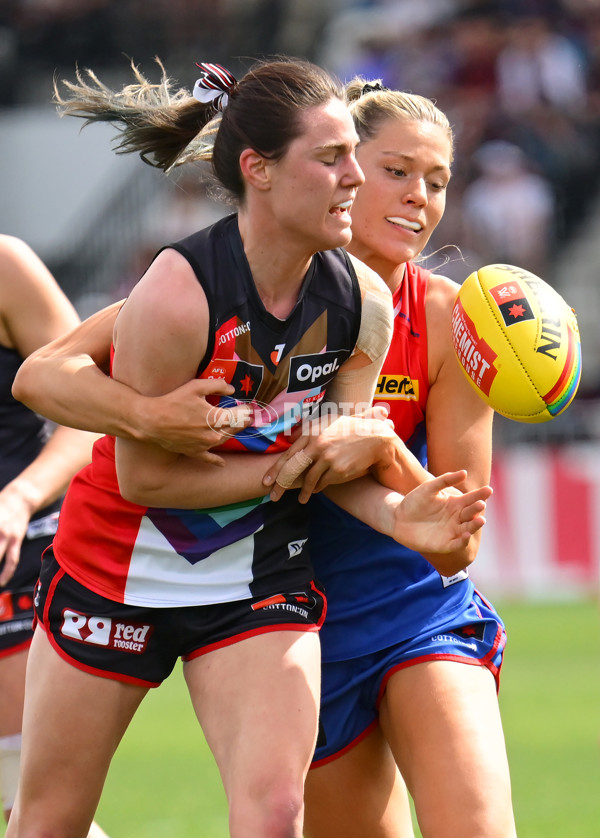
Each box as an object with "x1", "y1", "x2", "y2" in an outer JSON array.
[
  {"x1": 0, "y1": 235, "x2": 69, "y2": 305},
  {"x1": 0, "y1": 234, "x2": 30, "y2": 265},
  {"x1": 0, "y1": 235, "x2": 52, "y2": 292},
  {"x1": 425, "y1": 271, "x2": 459, "y2": 326},
  {"x1": 423, "y1": 272, "x2": 460, "y2": 377},
  {"x1": 346, "y1": 253, "x2": 391, "y2": 302},
  {"x1": 116, "y1": 247, "x2": 209, "y2": 343},
  {"x1": 344, "y1": 255, "x2": 393, "y2": 365},
  {"x1": 0, "y1": 236, "x2": 79, "y2": 351}
]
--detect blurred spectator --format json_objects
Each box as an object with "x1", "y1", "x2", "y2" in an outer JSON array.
[
  {"x1": 496, "y1": 13, "x2": 587, "y2": 116},
  {"x1": 318, "y1": 0, "x2": 458, "y2": 82},
  {"x1": 460, "y1": 140, "x2": 555, "y2": 277}
]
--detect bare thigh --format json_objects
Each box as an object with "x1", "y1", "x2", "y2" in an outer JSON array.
[
  {"x1": 0, "y1": 648, "x2": 28, "y2": 735},
  {"x1": 184, "y1": 630, "x2": 321, "y2": 838},
  {"x1": 304, "y1": 724, "x2": 415, "y2": 838},
  {"x1": 6, "y1": 627, "x2": 148, "y2": 838},
  {"x1": 379, "y1": 660, "x2": 517, "y2": 838}
]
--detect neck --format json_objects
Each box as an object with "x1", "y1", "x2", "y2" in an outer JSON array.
[
  {"x1": 347, "y1": 243, "x2": 407, "y2": 294},
  {"x1": 237, "y1": 209, "x2": 313, "y2": 319}
]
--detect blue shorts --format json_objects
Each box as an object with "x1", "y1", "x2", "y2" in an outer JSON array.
[
  {"x1": 35, "y1": 548, "x2": 327, "y2": 687},
  {"x1": 312, "y1": 590, "x2": 506, "y2": 766}
]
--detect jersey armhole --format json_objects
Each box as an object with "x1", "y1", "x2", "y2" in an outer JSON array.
[
  {"x1": 156, "y1": 243, "x2": 217, "y2": 377},
  {"x1": 341, "y1": 249, "x2": 362, "y2": 353}
]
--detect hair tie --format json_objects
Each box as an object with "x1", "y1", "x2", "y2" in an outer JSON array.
[
  {"x1": 193, "y1": 62, "x2": 237, "y2": 111},
  {"x1": 361, "y1": 82, "x2": 387, "y2": 96}
]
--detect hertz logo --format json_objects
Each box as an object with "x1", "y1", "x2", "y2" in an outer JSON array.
[{"x1": 375, "y1": 374, "x2": 419, "y2": 400}]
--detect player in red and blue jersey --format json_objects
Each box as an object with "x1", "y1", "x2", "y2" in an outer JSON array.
[{"x1": 294, "y1": 81, "x2": 517, "y2": 838}]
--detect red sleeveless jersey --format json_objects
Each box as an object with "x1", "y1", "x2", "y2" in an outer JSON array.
[{"x1": 373, "y1": 261, "x2": 430, "y2": 445}]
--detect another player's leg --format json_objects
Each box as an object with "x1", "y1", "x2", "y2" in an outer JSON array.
[
  {"x1": 184, "y1": 629, "x2": 321, "y2": 838},
  {"x1": 0, "y1": 648, "x2": 28, "y2": 822},
  {"x1": 0, "y1": 630, "x2": 111, "y2": 836},
  {"x1": 303, "y1": 724, "x2": 415, "y2": 838},
  {"x1": 6, "y1": 627, "x2": 147, "y2": 838},
  {"x1": 380, "y1": 659, "x2": 517, "y2": 838}
]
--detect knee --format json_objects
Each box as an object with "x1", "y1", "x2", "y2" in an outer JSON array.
[{"x1": 229, "y1": 776, "x2": 304, "y2": 838}]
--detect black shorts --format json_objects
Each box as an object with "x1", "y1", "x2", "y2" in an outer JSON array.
[
  {"x1": 0, "y1": 533, "x2": 53, "y2": 657},
  {"x1": 35, "y1": 549, "x2": 327, "y2": 687}
]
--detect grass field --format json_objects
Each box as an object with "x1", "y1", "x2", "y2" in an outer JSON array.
[{"x1": 2, "y1": 599, "x2": 598, "y2": 837}]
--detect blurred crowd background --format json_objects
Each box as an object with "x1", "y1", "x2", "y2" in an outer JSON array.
[
  {"x1": 1, "y1": 1, "x2": 600, "y2": 598},
  {"x1": 2, "y1": 0, "x2": 599, "y2": 419}
]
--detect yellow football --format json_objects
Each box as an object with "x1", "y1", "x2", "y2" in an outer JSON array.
[{"x1": 451, "y1": 264, "x2": 581, "y2": 423}]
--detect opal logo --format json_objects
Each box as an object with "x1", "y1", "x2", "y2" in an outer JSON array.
[{"x1": 288, "y1": 351, "x2": 344, "y2": 393}]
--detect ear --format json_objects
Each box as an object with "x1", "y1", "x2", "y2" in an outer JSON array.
[{"x1": 239, "y1": 148, "x2": 271, "y2": 191}]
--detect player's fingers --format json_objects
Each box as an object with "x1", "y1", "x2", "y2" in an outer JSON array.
[
  {"x1": 195, "y1": 450, "x2": 226, "y2": 467},
  {"x1": 461, "y1": 514, "x2": 487, "y2": 535},
  {"x1": 297, "y1": 462, "x2": 331, "y2": 504},
  {"x1": 431, "y1": 469, "x2": 468, "y2": 489},
  {"x1": 0, "y1": 539, "x2": 20, "y2": 586},
  {"x1": 276, "y1": 450, "x2": 314, "y2": 489},
  {"x1": 461, "y1": 485, "x2": 493, "y2": 506},
  {"x1": 361, "y1": 404, "x2": 390, "y2": 421},
  {"x1": 269, "y1": 483, "x2": 286, "y2": 502},
  {"x1": 191, "y1": 378, "x2": 235, "y2": 397},
  {"x1": 212, "y1": 404, "x2": 253, "y2": 436},
  {"x1": 422, "y1": 470, "x2": 468, "y2": 497},
  {"x1": 263, "y1": 441, "x2": 305, "y2": 488}
]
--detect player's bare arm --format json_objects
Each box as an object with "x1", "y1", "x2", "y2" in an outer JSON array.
[
  {"x1": 421, "y1": 272, "x2": 494, "y2": 569},
  {"x1": 13, "y1": 300, "x2": 251, "y2": 461}
]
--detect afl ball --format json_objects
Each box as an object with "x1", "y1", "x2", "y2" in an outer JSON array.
[{"x1": 451, "y1": 264, "x2": 581, "y2": 423}]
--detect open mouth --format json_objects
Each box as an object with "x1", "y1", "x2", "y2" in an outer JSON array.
[
  {"x1": 386, "y1": 216, "x2": 423, "y2": 233},
  {"x1": 329, "y1": 199, "x2": 353, "y2": 217}
]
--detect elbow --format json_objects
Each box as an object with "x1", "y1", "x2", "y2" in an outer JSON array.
[
  {"x1": 115, "y1": 439, "x2": 182, "y2": 508},
  {"x1": 115, "y1": 462, "x2": 162, "y2": 508},
  {"x1": 117, "y1": 475, "x2": 157, "y2": 508},
  {"x1": 12, "y1": 361, "x2": 37, "y2": 408}
]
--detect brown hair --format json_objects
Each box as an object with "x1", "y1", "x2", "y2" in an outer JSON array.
[{"x1": 54, "y1": 57, "x2": 344, "y2": 200}]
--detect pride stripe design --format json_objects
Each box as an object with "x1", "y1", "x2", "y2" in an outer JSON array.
[{"x1": 543, "y1": 327, "x2": 582, "y2": 416}]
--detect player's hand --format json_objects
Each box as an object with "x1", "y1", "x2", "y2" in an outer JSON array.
[
  {"x1": 263, "y1": 405, "x2": 394, "y2": 503},
  {"x1": 0, "y1": 485, "x2": 32, "y2": 586},
  {"x1": 137, "y1": 378, "x2": 252, "y2": 464},
  {"x1": 391, "y1": 470, "x2": 492, "y2": 559}
]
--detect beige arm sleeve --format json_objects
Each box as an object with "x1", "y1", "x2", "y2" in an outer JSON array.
[{"x1": 326, "y1": 258, "x2": 393, "y2": 410}]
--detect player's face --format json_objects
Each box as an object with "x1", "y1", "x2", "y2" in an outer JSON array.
[
  {"x1": 266, "y1": 98, "x2": 364, "y2": 253},
  {"x1": 349, "y1": 117, "x2": 451, "y2": 283}
]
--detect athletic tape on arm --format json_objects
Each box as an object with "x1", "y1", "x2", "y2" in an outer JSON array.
[{"x1": 326, "y1": 281, "x2": 393, "y2": 408}]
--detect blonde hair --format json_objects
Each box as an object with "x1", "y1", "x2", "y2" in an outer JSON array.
[{"x1": 345, "y1": 77, "x2": 454, "y2": 164}]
